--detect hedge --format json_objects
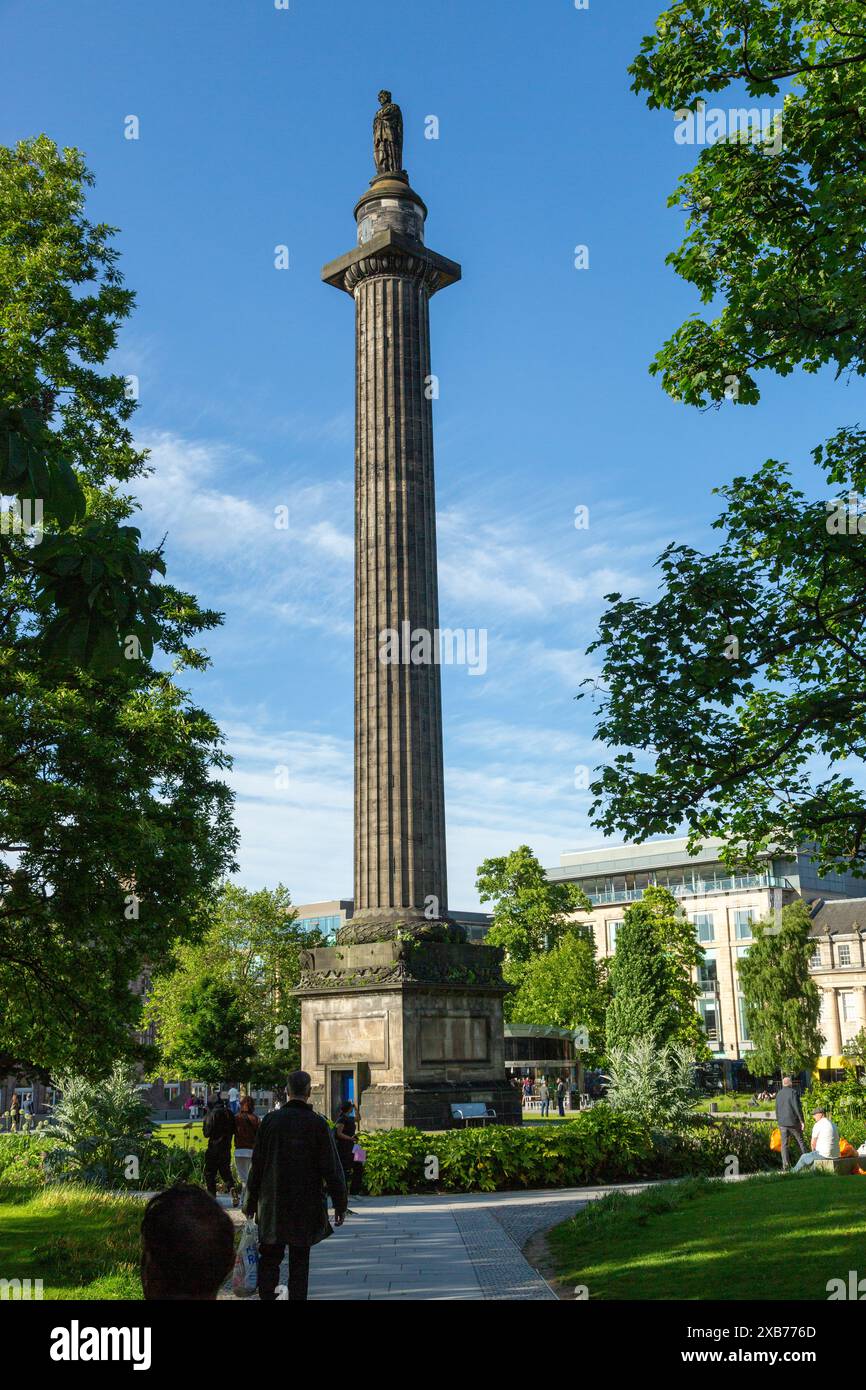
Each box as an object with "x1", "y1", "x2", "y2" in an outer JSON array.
[
  {"x1": 5, "y1": 1106, "x2": 830, "y2": 1197},
  {"x1": 358, "y1": 1108, "x2": 781, "y2": 1195}
]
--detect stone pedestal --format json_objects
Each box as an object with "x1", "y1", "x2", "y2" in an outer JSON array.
[{"x1": 296, "y1": 942, "x2": 521, "y2": 1130}]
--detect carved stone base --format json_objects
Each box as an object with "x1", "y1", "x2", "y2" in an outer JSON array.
[
  {"x1": 295, "y1": 942, "x2": 520, "y2": 1131},
  {"x1": 336, "y1": 909, "x2": 466, "y2": 947},
  {"x1": 309, "y1": 1079, "x2": 521, "y2": 1133}
]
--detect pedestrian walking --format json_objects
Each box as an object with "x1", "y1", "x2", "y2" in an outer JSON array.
[
  {"x1": 243, "y1": 1070, "x2": 347, "y2": 1301},
  {"x1": 538, "y1": 1077, "x2": 550, "y2": 1117},
  {"x1": 203, "y1": 1095, "x2": 240, "y2": 1206},
  {"x1": 8, "y1": 1093, "x2": 20, "y2": 1132},
  {"x1": 333, "y1": 1100, "x2": 363, "y2": 1197},
  {"x1": 556, "y1": 1078, "x2": 566, "y2": 1117},
  {"x1": 228, "y1": 1086, "x2": 240, "y2": 1116},
  {"x1": 774, "y1": 1075, "x2": 807, "y2": 1171},
  {"x1": 234, "y1": 1095, "x2": 260, "y2": 1194}
]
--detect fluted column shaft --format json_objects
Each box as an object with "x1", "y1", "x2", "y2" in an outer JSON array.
[{"x1": 353, "y1": 270, "x2": 448, "y2": 918}]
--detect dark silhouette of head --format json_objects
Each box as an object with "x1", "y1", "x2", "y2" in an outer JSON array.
[
  {"x1": 141, "y1": 1185, "x2": 234, "y2": 1300},
  {"x1": 287, "y1": 1070, "x2": 311, "y2": 1099},
  {"x1": 239, "y1": 1094, "x2": 255, "y2": 1114}
]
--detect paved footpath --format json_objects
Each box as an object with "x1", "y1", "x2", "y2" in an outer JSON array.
[{"x1": 220, "y1": 1183, "x2": 656, "y2": 1301}]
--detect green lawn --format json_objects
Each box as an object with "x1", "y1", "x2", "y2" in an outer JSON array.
[
  {"x1": 548, "y1": 1171, "x2": 866, "y2": 1300},
  {"x1": 153, "y1": 1121, "x2": 208, "y2": 1151},
  {"x1": 0, "y1": 1187, "x2": 143, "y2": 1299},
  {"x1": 692, "y1": 1095, "x2": 771, "y2": 1114}
]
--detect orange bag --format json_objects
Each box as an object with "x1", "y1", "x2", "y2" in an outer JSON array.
[
  {"x1": 839, "y1": 1138, "x2": 856, "y2": 1158},
  {"x1": 770, "y1": 1127, "x2": 782, "y2": 1152}
]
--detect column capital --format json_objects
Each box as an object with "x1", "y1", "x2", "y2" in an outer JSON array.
[{"x1": 322, "y1": 228, "x2": 461, "y2": 297}]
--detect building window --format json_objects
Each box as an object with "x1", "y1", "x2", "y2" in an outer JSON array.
[
  {"x1": 738, "y1": 995, "x2": 751, "y2": 1043},
  {"x1": 733, "y1": 909, "x2": 754, "y2": 940},
  {"x1": 163, "y1": 1083, "x2": 180, "y2": 1103},
  {"x1": 840, "y1": 992, "x2": 858, "y2": 1023},
  {"x1": 698, "y1": 954, "x2": 718, "y2": 991},
  {"x1": 810, "y1": 946, "x2": 822, "y2": 969},
  {"x1": 838, "y1": 944, "x2": 852, "y2": 967},
  {"x1": 691, "y1": 912, "x2": 715, "y2": 943},
  {"x1": 608, "y1": 920, "x2": 622, "y2": 952},
  {"x1": 698, "y1": 999, "x2": 721, "y2": 1046}
]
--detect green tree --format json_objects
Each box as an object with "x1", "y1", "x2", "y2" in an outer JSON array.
[
  {"x1": 476, "y1": 845, "x2": 591, "y2": 965},
  {"x1": 507, "y1": 926, "x2": 608, "y2": 1066},
  {"x1": 0, "y1": 137, "x2": 237, "y2": 1079},
  {"x1": 641, "y1": 886, "x2": 708, "y2": 1055},
  {"x1": 737, "y1": 899, "x2": 823, "y2": 1075},
  {"x1": 144, "y1": 884, "x2": 325, "y2": 1086},
  {"x1": 581, "y1": 4, "x2": 866, "y2": 876},
  {"x1": 606, "y1": 903, "x2": 678, "y2": 1055},
  {"x1": 842, "y1": 1026, "x2": 866, "y2": 1075},
  {"x1": 168, "y1": 976, "x2": 255, "y2": 1088}
]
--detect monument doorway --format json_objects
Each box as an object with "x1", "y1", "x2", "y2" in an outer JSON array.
[{"x1": 326, "y1": 1064, "x2": 361, "y2": 1121}]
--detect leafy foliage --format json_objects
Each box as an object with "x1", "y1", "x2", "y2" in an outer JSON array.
[
  {"x1": 630, "y1": 1, "x2": 866, "y2": 407},
  {"x1": 605, "y1": 1036, "x2": 699, "y2": 1128},
  {"x1": 477, "y1": 844, "x2": 592, "y2": 963},
  {"x1": 0, "y1": 137, "x2": 238, "y2": 1078},
  {"x1": 0, "y1": 138, "x2": 169, "y2": 668},
  {"x1": 144, "y1": 883, "x2": 325, "y2": 1087},
  {"x1": 508, "y1": 926, "x2": 608, "y2": 1065},
  {"x1": 166, "y1": 976, "x2": 255, "y2": 1087},
  {"x1": 842, "y1": 1026, "x2": 866, "y2": 1072},
  {"x1": 738, "y1": 900, "x2": 823, "y2": 1074},
  {"x1": 358, "y1": 1108, "x2": 778, "y2": 1195},
  {"x1": 582, "y1": 4, "x2": 866, "y2": 873},
  {"x1": 605, "y1": 902, "x2": 677, "y2": 1053},
  {"x1": 43, "y1": 1064, "x2": 153, "y2": 1189},
  {"x1": 0, "y1": 1128, "x2": 59, "y2": 1189}
]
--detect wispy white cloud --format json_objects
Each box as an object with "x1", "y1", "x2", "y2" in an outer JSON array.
[{"x1": 129, "y1": 430, "x2": 658, "y2": 906}]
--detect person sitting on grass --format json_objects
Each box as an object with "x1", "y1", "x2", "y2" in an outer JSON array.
[
  {"x1": 792, "y1": 1107, "x2": 840, "y2": 1171},
  {"x1": 140, "y1": 1184, "x2": 235, "y2": 1300}
]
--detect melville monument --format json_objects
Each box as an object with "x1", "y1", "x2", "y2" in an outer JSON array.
[{"x1": 296, "y1": 92, "x2": 519, "y2": 1130}]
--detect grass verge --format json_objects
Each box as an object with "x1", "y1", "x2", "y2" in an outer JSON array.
[{"x1": 547, "y1": 1171, "x2": 866, "y2": 1300}]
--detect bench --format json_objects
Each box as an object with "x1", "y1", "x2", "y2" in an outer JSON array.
[
  {"x1": 815, "y1": 1155, "x2": 860, "y2": 1175},
  {"x1": 450, "y1": 1102, "x2": 496, "y2": 1128}
]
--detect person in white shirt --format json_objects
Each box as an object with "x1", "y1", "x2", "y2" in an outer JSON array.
[
  {"x1": 792, "y1": 1107, "x2": 840, "y2": 1170},
  {"x1": 228, "y1": 1086, "x2": 240, "y2": 1115}
]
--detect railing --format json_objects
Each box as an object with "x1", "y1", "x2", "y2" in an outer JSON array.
[{"x1": 584, "y1": 875, "x2": 791, "y2": 906}]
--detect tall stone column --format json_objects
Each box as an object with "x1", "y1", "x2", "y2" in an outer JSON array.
[
  {"x1": 323, "y1": 96, "x2": 461, "y2": 944},
  {"x1": 297, "y1": 94, "x2": 518, "y2": 1130}
]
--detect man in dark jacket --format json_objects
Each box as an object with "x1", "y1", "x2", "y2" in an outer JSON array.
[
  {"x1": 243, "y1": 1069, "x2": 347, "y2": 1301},
  {"x1": 775, "y1": 1075, "x2": 807, "y2": 1170},
  {"x1": 203, "y1": 1095, "x2": 240, "y2": 1206}
]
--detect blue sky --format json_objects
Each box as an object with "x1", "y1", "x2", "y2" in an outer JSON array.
[{"x1": 5, "y1": 0, "x2": 853, "y2": 908}]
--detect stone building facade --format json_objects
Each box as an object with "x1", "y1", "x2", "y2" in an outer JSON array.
[{"x1": 547, "y1": 836, "x2": 866, "y2": 1083}]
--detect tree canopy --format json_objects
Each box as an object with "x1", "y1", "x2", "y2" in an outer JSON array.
[
  {"x1": 507, "y1": 926, "x2": 608, "y2": 1065},
  {"x1": 738, "y1": 898, "x2": 823, "y2": 1074},
  {"x1": 476, "y1": 844, "x2": 591, "y2": 963},
  {"x1": 143, "y1": 884, "x2": 326, "y2": 1087},
  {"x1": 0, "y1": 137, "x2": 237, "y2": 1080},
  {"x1": 582, "y1": 3, "x2": 866, "y2": 876}
]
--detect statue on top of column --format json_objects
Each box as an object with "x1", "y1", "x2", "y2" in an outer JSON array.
[{"x1": 373, "y1": 90, "x2": 404, "y2": 175}]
